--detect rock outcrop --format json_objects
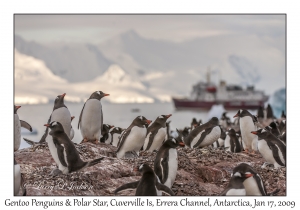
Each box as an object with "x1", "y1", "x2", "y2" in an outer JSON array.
[{"x1": 14, "y1": 142, "x2": 286, "y2": 196}]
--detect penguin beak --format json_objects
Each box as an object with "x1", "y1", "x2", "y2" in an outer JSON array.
[
  {"x1": 179, "y1": 142, "x2": 185, "y2": 147},
  {"x1": 251, "y1": 131, "x2": 258, "y2": 135},
  {"x1": 233, "y1": 113, "x2": 239, "y2": 118},
  {"x1": 104, "y1": 93, "x2": 110, "y2": 97},
  {"x1": 16, "y1": 106, "x2": 21, "y2": 110},
  {"x1": 44, "y1": 124, "x2": 50, "y2": 127},
  {"x1": 71, "y1": 116, "x2": 75, "y2": 121},
  {"x1": 61, "y1": 93, "x2": 66, "y2": 98},
  {"x1": 111, "y1": 125, "x2": 114, "y2": 128},
  {"x1": 244, "y1": 173, "x2": 254, "y2": 178},
  {"x1": 145, "y1": 120, "x2": 152, "y2": 125},
  {"x1": 166, "y1": 114, "x2": 172, "y2": 118}
]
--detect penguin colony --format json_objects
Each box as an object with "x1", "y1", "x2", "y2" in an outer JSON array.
[{"x1": 14, "y1": 92, "x2": 286, "y2": 196}]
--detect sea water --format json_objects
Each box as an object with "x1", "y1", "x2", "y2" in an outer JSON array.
[{"x1": 17, "y1": 102, "x2": 239, "y2": 149}]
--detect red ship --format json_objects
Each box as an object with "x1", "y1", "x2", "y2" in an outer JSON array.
[{"x1": 172, "y1": 73, "x2": 268, "y2": 110}]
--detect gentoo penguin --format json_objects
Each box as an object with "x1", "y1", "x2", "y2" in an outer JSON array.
[
  {"x1": 181, "y1": 127, "x2": 191, "y2": 138},
  {"x1": 191, "y1": 118, "x2": 200, "y2": 130},
  {"x1": 278, "y1": 120, "x2": 286, "y2": 135},
  {"x1": 265, "y1": 122, "x2": 281, "y2": 138},
  {"x1": 219, "y1": 112, "x2": 231, "y2": 130},
  {"x1": 154, "y1": 137, "x2": 185, "y2": 189},
  {"x1": 251, "y1": 129, "x2": 286, "y2": 169},
  {"x1": 78, "y1": 91, "x2": 109, "y2": 144},
  {"x1": 116, "y1": 116, "x2": 151, "y2": 158},
  {"x1": 109, "y1": 127, "x2": 124, "y2": 147},
  {"x1": 184, "y1": 117, "x2": 221, "y2": 148},
  {"x1": 70, "y1": 116, "x2": 75, "y2": 141},
  {"x1": 236, "y1": 130, "x2": 244, "y2": 151},
  {"x1": 45, "y1": 121, "x2": 104, "y2": 174},
  {"x1": 220, "y1": 171, "x2": 246, "y2": 196},
  {"x1": 165, "y1": 121, "x2": 171, "y2": 140},
  {"x1": 100, "y1": 124, "x2": 114, "y2": 143},
  {"x1": 227, "y1": 128, "x2": 242, "y2": 153},
  {"x1": 232, "y1": 163, "x2": 267, "y2": 195},
  {"x1": 234, "y1": 109, "x2": 258, "y2": 153},
  {"x1": 114, "y1": 163, "x2": 174, "y2": 196},
  {"x1": 14, "y1": 105, "x2": 32, "y2": 151},
  {"x1": 212, "y1": 128, "x2": 226, "y2": 148},
  {"x1": 14, "y1": 158, "x2": 21, "y2": 195},
  {"x1": 143, "y1": 114, "x2": 172, "y2": 152}
]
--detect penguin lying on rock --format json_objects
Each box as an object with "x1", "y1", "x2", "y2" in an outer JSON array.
[
  {"x1": 46, "y1": 121, "x2": 104, "y2": 175},
  {"x1": 114, "y1": 163, "x2": 174, "y2": 196}
]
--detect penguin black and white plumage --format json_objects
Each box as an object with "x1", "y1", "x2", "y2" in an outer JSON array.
[
  {"x1": 100, "y1": 124, "x2": 114, "y2": 143},
  {"x1": 154, "y1": 137, "x2": 185, "y2": 189},
  {"x1": 212, "y1": 128, "x2": 226, "y2": 148},
  {"x1": 165, "y1": 121, "x2": 171, "y2": 140},
  {"x1": 14, "y1": 158, "x2": 21, "y2": 195},
  {"x1": 143, "y1": 114, "x2": 172, "y2": 152},
  {"x1": 114, "y1": 163, "x2": 174, "y2": 196},
  {"x1": 116, "y1": 116, "x2": 151, "y2": 158},
  {"x1": 181, "y1": 127, "x2": 191, "y2": 138},
  {"x1": 234, "y1": 109, "x2": 258, "y2": 153},
  {"x1": 70, "y1": 116, "x2": 75, "y2": 141},
  {"x1": 220, "y1": 112, "x2": 231, "y2": 130},
  {"x1": 278, "y1": 120, "x2": 286, "y2": 135},
  {"x1": 257, "y1": 106, "x2": 265, "y2": 125},
  {"x1": 191, "y1": 118, "x2": 200, "y2": 130},
  {"x1": 265, "y1": 122, "x2": 281, "y2": 138},
  {"x1": 14, "y1": 105, "x2": 32, "y2": 151},
  {"x1": 251, "y1": 129, "x2": 286, "y2": 169},
  {"x1": 184, "y1": 117, "x2": 221, "y2": 148},
  {"x1": 46, "y1": 93, "x2": 72, "y2": 174},
  {"x1": 78, "y1": 91, "x2": 109, "y2": 144},
  {"x1": 227, "y1": 128, "x2": 242, "y2": 153},
  {"x1": 232, "y1": 163, "x2": 267, "y2": 195},
  {"x1": 236, "y1": 130, "x2": 243, "y2": 151},
  {"x1": 45, "y1": 121, "x2": 104, "y2": 174},
  {"x1": 109, "y1": 127, "x2": 124, "y2": 147},
  {"x1": 220, "y1": 171, "x2": 246, "y2": 196}
]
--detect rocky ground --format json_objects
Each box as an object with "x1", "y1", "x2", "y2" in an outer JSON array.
[{"x1": 14, "y1": 142, "x2": 286, "y2": 196}]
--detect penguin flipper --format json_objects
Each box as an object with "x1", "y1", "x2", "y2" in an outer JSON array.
[
  {"x1": 39, "y1": 115, "x2": 51, "y2": 143},
  {"x1": 114, "y1": 181, "x2": 139, "y2": 195},
  {"x1": 154, "y1": 156, "x2": 168, "y2": 183},
  {"x1": 254, "y1": 175, "x2": 267, "y2": 196},
  {"x1": 269, "y1": 143, "x2": 285, "y2": 166},
  {"x1": 116, "y1": 129, "x2": 131, "y2": 153},
  {"x1": 20, "y1": 120, "x2": 32, "y2": 132},
  {"x1": 53, "y1": 139, "x2": 68, "y2": 167},
  {"x1": 155, "y1": 179, "x2": 174, "y2": 196},
  {"x1": 193, "y1": 127, "x2": 214, "y2": 148},
  {"x1": 23, "y1": 138, "x2": 36, "y2": 146},
  {"x1": 145, "y1": 130, "x2": 158, "y2": 150},
  {"x1": 78, "y1": 102, "x2": 86, "y2": 129}
]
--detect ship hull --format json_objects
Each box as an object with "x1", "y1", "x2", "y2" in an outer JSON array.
[{"x1": 172, "y1": 98, "x2": 268, "y2": 110}]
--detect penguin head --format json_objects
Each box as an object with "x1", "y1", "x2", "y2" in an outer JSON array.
[
  {"x1": 251, "y1": 129, "x2": 270, "y2": 140},
  {"x1": 156, "y1": 114, "x2": 172, "y2": 125},
  {"x1": 14, "y1": 105, "x2": 21, "y2": 114},
  {"x1": 133, "y1": 116, "x2": 152, "y2": 128},
  {"x1": 228, "y1": 128, "x2": 236, "y2": 137},
  {"x1": 191, "y1": 118, "x2": 199, "y2": 128},
  {"x1": 165, "y1": 137, "x2": 185, "y2": 148},
  {"x1": 209, "y1": 117, "x2": 219, "y2": 126},
  {"x1": 176, "y1": 128, "x2": 185, "y2": 142},
  {"x1": 90, "y1": 91, "x2": 109, "y2": 100},
  {"x1": 232, "y1": 163, "x2": 257, "y2": 181},
  {"x1": 45, "y1": 121, "x2": 65, "y2": 134},
  {"x1": 53, "y1": 93, "x2": 66, "y2": 110},
  {"x1": 134, "y1": 163, "x2": 152, "y2": 173}
]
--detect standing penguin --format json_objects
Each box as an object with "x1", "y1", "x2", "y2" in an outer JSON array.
[
  {"x1": 143, "y1": 114, "x2": 172, "y2": 152},
  {"x1": 14, "y1": 105, "x2": 32, "y2": 151},
  {"x1": 234, "y1": 109, "x2": 258, "y2": 153},
  {"x1": 232, "y1": 163, "x2": 267, "y2": 195},
  {"x1": 265, "y1": 122, "x2": 281, "y2": 138},
  {"x1": 78, "y1": 91, "x2": 109, "y2": 144},
  {"x1": 226, "y1": 128, "x2": 242, "y2": 153},
  {"x1": 46, "y1": 93, "x2": 72, "y2": 175},
  {"x1": 45, "y1": 121, "x2": 104, "y2": 174},
  {"x1": 154, "y1": 137, "x2": 185, "y2": 189},
  {"x1": 220, "y1": 171, "x2": 246, "y2": 196},
  {"x1": 114, "y1": 163, "x2": 174, "y2": 196},
  {"x1": 184, "y1": 117, "x2": 221, "y2": 148},
  {"x1": 116, "y1": 116, "x2": 151, "y2": 158},
  {"x1": 251, "y1": 129, "x2": 286, "y2": 169}
]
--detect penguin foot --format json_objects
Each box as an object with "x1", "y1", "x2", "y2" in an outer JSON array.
[
  {"x1": 81, "y1": 138, "x2": 88, "y2": 143},
  {"x1": 50, "y1": 168, "x2": 62, "y2": 176}
]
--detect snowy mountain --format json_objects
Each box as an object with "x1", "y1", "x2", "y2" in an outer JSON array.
[
  {"x1": 15, "y1": 35, "x2": 113, "y2": 83},
  {"x1": 15, "y1": 50, "x2": 164, "y2": 104},
  {"x1": 268, "y1": 88, "x2": 286, "y2": 118}
]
